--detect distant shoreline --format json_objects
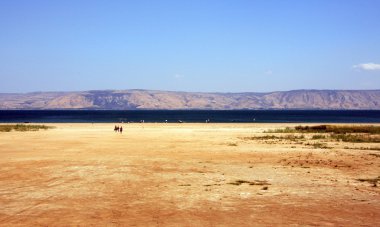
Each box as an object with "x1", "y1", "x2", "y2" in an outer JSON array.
[{"x1": 1, "y1": 89, "x2": 380, "y2": 110}]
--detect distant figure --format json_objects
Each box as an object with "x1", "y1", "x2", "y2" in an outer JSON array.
[
  {"x1": 120, "y1": 126, "x2": 123, "y2": 134},
  {"x1": 114, "y1": 125, "x2": 118, "y2": 132},
  {"x1": 165, "y1": 120, "x2": 168, "y2": 123}
]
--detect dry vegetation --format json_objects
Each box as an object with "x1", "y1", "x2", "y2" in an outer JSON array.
[
  {"x1": 294, "y1": 125, "x2": 380, "y2": 134},
  {"x1": 0, "y1": 124, "x2": 54, "y2": 132},
  {"x1": 263, "y1": 125, "x2": 380, "y2": 143},
  {"x1": 356, "y1": 176, "x2": 380, "y2": 187},
  {"x1": 228, "y1": 179, "x2": 270, "y2": 186}
]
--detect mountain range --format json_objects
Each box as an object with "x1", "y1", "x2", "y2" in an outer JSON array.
[{"x1": 0, "y1": 89, "x2": 379, "y2": 110}]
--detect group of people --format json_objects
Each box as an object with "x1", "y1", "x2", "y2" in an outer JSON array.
[{"x1": 114, "y1": 125, "x2": 123, "y2": 133}]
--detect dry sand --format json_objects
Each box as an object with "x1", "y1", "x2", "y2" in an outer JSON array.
[{"x1": 0, "y1": 123, "x2": 379, "y2": 226}]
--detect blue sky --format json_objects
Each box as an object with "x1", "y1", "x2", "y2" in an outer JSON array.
[{"x1": 0, "y1": 0, "x2": 379, "y2": 93}]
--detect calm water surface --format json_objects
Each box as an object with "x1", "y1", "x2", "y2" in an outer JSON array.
[{"x1": 0, "y1": 110, "x2": 379, "y2": 123}]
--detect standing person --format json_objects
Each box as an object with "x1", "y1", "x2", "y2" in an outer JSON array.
[{"x1": 120, "y1": 126, "x2": 123, "y2": 134}]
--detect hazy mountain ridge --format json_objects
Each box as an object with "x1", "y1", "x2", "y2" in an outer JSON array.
[{"x1": 0, "y1": 89, "x2": 379, "y2": 110}]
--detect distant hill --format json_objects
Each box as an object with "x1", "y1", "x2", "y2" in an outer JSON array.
[{"x1": 0, "y1": 89, "x2": 379, "y2": 110}]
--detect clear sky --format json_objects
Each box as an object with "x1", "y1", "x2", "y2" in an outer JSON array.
[{"x1": 1, "y1": 0, "x2": 379, "y2": 93}]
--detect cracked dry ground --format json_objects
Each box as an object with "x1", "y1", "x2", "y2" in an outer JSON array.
[{"x1": 0, "y1": 123, "x2": 379, "y2": 226}]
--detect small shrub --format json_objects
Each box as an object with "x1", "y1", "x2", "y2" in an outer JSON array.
[
  {"x1": 241, "y1": 135, "x2": 278, "y2": 140},
  {"x1": 228, "y1": 179, "x2": 270, "y2": 186},
  {"x1": 312, "y1": 143, "x2": 329, "y2": 149},
  {"x1": 356, "y1": 176, "x2": 380, "y2": 187},
  {"x1": 284, "y1": 134, "x2": 305, "y2": 141},
  {"x1": 295, "y1": 125, "x2": 327, "y2": 133},
  {"x1": 264, "y1": 127, "x2": 296, "y2": 133},
  {"x1": 312, "y1": 135, "x2": 327, "y2": 140},
  {"x1": 0, "y1": 124, "x2": 54, "y2": 132},
  {"x1": 0, "y1": 125, "x2": 12, "y2": 132}
]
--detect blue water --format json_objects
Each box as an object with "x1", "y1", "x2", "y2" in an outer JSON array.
[{"x1": 0, "y1": 110, "x2": 379, "y2": 123}]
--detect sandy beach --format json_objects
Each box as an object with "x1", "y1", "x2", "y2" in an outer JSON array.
[{"x1": 0, "y1": 123, "x2": 379, "y2": 226}]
